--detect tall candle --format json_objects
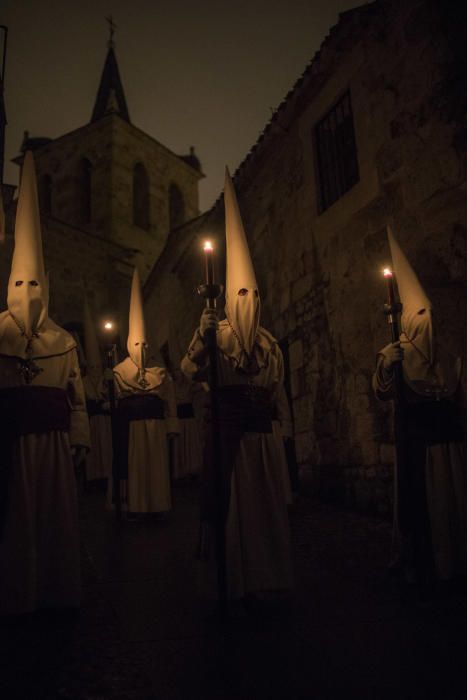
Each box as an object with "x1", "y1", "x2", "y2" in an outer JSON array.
[
  {"x1": 383, "y1": 268, "x2": 395, "y2": 306},
  {"x1": 204, "y1": 240, "x2": 214, "y2": 285}
]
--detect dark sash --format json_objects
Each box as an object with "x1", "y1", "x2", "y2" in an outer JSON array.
[
  {"x1": 177, "y1": 402, "x2": 195, "y2": 419},
  {"x1": 406, "y1": 399, "x2": 463, "y2": 445},
  {"x1": 217, "y1": 384, "x2": 273, "y2": 434},
  {"x1": 0, "y1": 385, "x2": 70, "y2": 538},
  {"x1": 201, "y1": 384, "x2": 273, "y2": 524},
  {"x1": 86, "y1": 398, "x2": 110, "y2": 418},
  {"x1": 115, "y1": 394, "x2": 165, "y2": 480},
  {"x1": 0, "y1": 385, "x2": 70, "y2": 436}
]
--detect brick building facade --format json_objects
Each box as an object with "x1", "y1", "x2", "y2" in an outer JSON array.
[{"x1": 144, "y1": 0, "x2": 467, "y2": 514}]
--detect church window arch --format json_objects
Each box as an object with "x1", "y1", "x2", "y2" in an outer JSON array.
[
  {"x1": 39, "y1": 174, "x2": 52, "y2": 215},
  {"x1": 168, "y1": 182, "x2": 185, "y2": 230},
  {"x1": 80, "y1": 158, "x2": 92, "y2": 224},
  {"x1": 133, "y1": 163, "x2": 150, "y2": 230}
]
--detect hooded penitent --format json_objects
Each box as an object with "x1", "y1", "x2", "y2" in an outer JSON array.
[
  {"x1": 84, "y1": 298, "x2": 102, "y2": 379},
  {"x1": 387, "y1": 225, "x2": 460, "y2": 394},
  {"x1": 127, "y1": 267, "x2": 148, "y2": 370},
  {"x1": 7, "y1": 151, "x2": 49, "y2": 338},
  {"x1": 224, "y1": 167, "x2": 260, "y2": 357}
]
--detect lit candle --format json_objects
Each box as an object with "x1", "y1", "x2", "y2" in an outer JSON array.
[
  {"x1": 204, "y1": 240, "x2": 214, "y2": 285},
  {"x1": 383, "y1": 268, "x2": 395, "y2": 306}
]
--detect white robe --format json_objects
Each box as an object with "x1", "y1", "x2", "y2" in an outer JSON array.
[
  {"x1": 182, "y1": 321, "x2": 293, "y2": 598},
  {"x1": 83, "y1": 373, "x2": 112, "y2": 482},
  {"x1": 172, "y1": 374, "x2": 203, "y2": 479},
  {"x1": 0, "y1": 312, "x2": 89, "y2": 615},
  {"x1": 113, "y1": 358, "x2": 179, "y2": 514},
  {"x1": 373, "y1": 356, "x2": 467, "y2": 580}
]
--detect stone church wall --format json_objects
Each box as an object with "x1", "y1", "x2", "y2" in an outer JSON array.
[
  {"x1": 12, "y1": 112, "x2": 201, "y2": 288},
  {"x1": 1, "y1": 95, "x2": 202, "y2": 352},
  {"x1": 24, "y1": 118, "x2": 114, "y2": 239},
  {"x1": 144, "y1": 0, "x2": 467, "y2": 515},
  {"x1": 111, "y1": 118, "x2": 201, "y2": 279}
]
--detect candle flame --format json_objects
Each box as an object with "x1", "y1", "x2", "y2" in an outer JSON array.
[
  {"x1": 104, "y1": 321, "x2": 114, "y2": 331},
  {"x1": 383, "y1": 268, "x2": 393, "y2": 278},
  {"x1": 203, "y1": 240, "x2": 213, "y2": 252}
]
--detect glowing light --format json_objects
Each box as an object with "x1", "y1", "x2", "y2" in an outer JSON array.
[
  {"x1": 104, "y1": 321, "x2": 114, "y2": 331},
  {"x1": 203, "y1": 240, "x2": 213, "y2": 252},
  {"x1": 383, "y1": 268, "x2": 393, "y2": 278}
]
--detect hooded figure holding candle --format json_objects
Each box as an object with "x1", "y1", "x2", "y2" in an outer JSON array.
[
  {"x1": 0, "y1": 151, "x2": 89, "y2": 615},
  {"x1": 181, "y1": 168, "x2": 293, "y2": 600},
  {"x1": 82, "y1": 298, "x2": 113, "y2": 484},
  {"x1": 373, "y1": 226, "x2": 467, "y2": 588},
  {"x1": 113, "y1": 268, "x2": 179, "y2": 515}
]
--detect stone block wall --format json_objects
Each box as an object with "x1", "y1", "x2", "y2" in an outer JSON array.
[
  {"x1": 143, "y1": 0, "x2": 467, "y2": 515},
  {"x1": 111, "y1": 118, "x2": 202, "y2": 279},
  {"x1": 1, "y1": 104, "x2": 203, "y2": 359},
  {"x1": 24, "y1": 119, "x2": 114, "y2": 239},
  {"x1": 16, "y1": 113, "x2": 202, "y2": 284},
  {"x1": 237, "y1": 0, "x2": 467, "y2": 513}
]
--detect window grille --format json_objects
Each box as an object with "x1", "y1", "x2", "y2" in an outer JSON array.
[{"x1": 315, "y1": 91, "x2": 359, "y2": 212}]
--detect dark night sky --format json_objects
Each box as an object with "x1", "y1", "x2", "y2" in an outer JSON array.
[{"x1": 2, "y1": 0, "x2": 362, "y2": 210}]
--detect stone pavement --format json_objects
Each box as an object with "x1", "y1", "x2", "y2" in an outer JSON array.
[{"x1": 1, "y1": 481, "x2": 467, "y2": 699}]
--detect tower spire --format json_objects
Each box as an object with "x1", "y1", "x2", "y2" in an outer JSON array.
[{"x1": 91, "y1": 18, "x2": 130, "y2": 123}]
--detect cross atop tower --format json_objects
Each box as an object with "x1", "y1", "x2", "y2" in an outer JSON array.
[{"x1": 106, "y1": 15, "x2": 116, "y2": 47}]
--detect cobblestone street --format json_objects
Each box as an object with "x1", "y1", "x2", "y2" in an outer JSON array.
[{"x1": 2, "y1": 481, "x2": 467, "y2": 699}]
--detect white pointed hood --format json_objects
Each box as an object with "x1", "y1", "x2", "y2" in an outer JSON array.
[
  {"x1": 7, "y1": 151, "x2": 49, "y2": 336},
  {"x1": 127, "y1": 267, "x2": 148, "y2": 370},
  {"x1": 224, "y1": 167, "x2": 260, "y2": 357},
  {"x1": 387, "y1": 225, "x2": 459, "y2": 394},
  {"x1": 84, "y1": 298, "x2": 103, "y2": 377},
  {"x1": 388, "y1": 225, "x2": 431, "y2": 319}
]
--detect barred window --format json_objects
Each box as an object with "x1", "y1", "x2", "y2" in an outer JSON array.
[{"x1": 315, "y1": 92, "x2": 359, "y2": 213}]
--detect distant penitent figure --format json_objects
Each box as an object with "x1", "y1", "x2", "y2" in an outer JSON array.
[
  {"x1": 181, "y1": 168, "x2": 293, "y2": 599},
  {"x1": 83, "y1": 298, "x2": 112, "y2": 484},
  {"x1": 172, "y1": 367, "x2": 203, "y2": 480},
  {"x1": 113, "y1": 268, "x2": 179, "y2": 515},
  {"x1": 0, "y1": 152, "x2": 90, "y2": 615},
  {"x1": 373, "y1": 227, "x2": 467, "y2": 586}
]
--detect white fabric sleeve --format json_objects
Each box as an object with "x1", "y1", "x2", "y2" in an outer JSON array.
[
  {"x1": 372, "y1": 354, "x2": 396, "y2": 402},
  {"x1": 181, "y1": 329, "x2": 209, "y2": 381}
]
